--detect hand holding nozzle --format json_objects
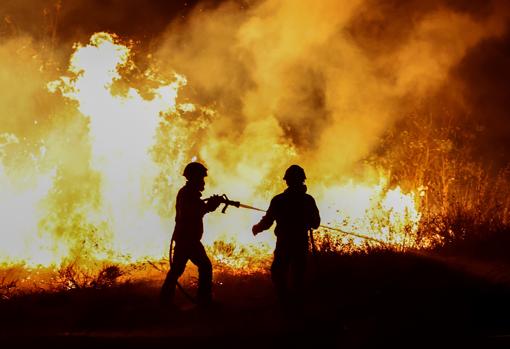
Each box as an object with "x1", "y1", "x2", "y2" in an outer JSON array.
[
  {"x1": 204, "y1": 194, "x2": 223, "y2": 210},
  {"x1": 252, "y1": 224, "x2": 262, "y2": 236}
]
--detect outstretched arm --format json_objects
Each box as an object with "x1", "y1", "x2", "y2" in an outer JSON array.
[{"x1": 252, "y1": 199, "x2": 276, "y2": 235}]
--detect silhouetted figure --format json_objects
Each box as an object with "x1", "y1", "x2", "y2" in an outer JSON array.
[
  {"x1": 160, "y1": 162, "x2": 222, "y2": 308},
  {"x1": 252, "y1": 165, "x2": 320, "y2": 311}
]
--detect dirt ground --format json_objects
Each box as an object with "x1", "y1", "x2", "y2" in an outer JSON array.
[{"x1": 1, "y1": 251, "x2": 510, "y2": 348}]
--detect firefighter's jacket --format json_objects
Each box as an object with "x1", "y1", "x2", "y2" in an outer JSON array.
[
  {"x1": 172, "y1": 183, "x2": 218, "y2": 243},
  {"x1": 254, "y1": 185, "x2": 320, "y2": 246}
]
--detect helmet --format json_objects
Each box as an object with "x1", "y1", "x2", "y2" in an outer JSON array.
[
  {"x1": 283, "y1": 164, "x2": 306, "y2": 182},
  {"x1": 183, "y1": 162, "x2": 208, "y2": 180}
]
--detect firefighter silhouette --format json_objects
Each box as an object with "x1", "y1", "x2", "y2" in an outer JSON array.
[
  {"x1": 160, "y1": 162, "x2": 222, "y2": 308},
  {"x1": 252, "y1": 165, "x2": 321, "y2": 310}
]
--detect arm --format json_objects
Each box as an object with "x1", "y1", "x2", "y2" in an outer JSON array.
[
  {"x1": 203, "y1": 195, "x2": 222, "y2": 213},
  {"x1": 308, "y1": 196, "x2": 321, "y2": 230},
  {"x1": 252, "y1": 198, "x2": 276, "y2": 235},
  {"x1": 177, "y1": 190, "x2": 214, "y2": 221}
]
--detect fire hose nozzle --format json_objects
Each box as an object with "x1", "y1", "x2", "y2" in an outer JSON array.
[{"x1": 220, "y1": 194, "x2": 240, "y2": 213}]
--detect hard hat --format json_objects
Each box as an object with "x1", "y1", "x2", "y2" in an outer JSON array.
[
  {"x1": 283, "y1": 164, "x2": 306, "y2": 182},
  {"x1": 183, "y1": 162, "x2": 208, "y2": 180}
]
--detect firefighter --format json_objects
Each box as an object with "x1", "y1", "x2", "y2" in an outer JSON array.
[
  {"x1": 160, "y1": 162, "x2": 223, "y2": 308},
  {"x1": 252, "y1": 165, "x2": 321, "y2": 310}
]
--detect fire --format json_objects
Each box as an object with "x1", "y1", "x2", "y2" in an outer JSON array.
[
  {"x1": 0, "y1": 33, "x2": 424, "y2": 273},
  {"x1": 46, "y1": 32, "x2": 189, "y2": 265},
  {"x1": 316, "y1": 179, "x2": 424, "y2": 250}
]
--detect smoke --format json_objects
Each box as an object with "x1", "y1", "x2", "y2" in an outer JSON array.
[
  {"x1": 0, "y1": 0, "x2": 508, "y2": 197},
  {"x1": 2, "y1": 0, "x2": 509, "y2": 180},
  {"x1": 451, "y1": 28, "x2": 510, "y2": 166},
  {"x1": 151, "y1": 0, "x2": 510, "y2": 183}
]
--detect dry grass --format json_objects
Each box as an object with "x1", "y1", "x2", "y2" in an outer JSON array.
[
  {"x1": 374, "y1": 110, "x2": 510, "y2": 257},
  {"x1": 2, "y1": 249, "x2": 509, "y2": 346},
  {"x1": 0, "y1": 267, "x2": 18, "y2": 299},
  {"x1": 56, "y1": 263, "x2": 124, "y2": 290}
]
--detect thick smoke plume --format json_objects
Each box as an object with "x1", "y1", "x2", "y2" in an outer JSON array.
[
  {"x1": 1, "y1": 0, "x2": 509, "y2": 177},
  {"x1": 153, "y1": 0, "x2": 510, "y2": 182}
]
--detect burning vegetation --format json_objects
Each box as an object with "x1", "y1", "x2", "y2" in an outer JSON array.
[{"x1": 0, "y1": 0, "x2": 509, "y2": 296}]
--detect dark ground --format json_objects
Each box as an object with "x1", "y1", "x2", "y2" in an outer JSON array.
[{"x1": 1, "y1": 251, "x2": 510, "y2": 348}]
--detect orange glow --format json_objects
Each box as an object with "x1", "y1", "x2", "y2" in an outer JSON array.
[{"x1": 0, "y1": 33, "x2": 425, "y2": 273}]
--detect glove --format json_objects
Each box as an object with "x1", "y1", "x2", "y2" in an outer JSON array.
[
  {"x1": 252, "y1": 224, "x2": 262, "y2": 236},
  {"x1": 206, "y1": 195, "x2": 223, "y2": 211}
]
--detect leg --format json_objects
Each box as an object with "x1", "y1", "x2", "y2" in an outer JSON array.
[
  {"x1": 160, "y1": 242, "x2": 189, "y2": 304},
  {"x1": 290, "y1": 247, "x2": 307, "y2": 307},
  {"x1": 189, "y1": 242, "x2": 213, "y2": 305},
  {"x1": 271, "y1": 244, "x2": 291, "y2": 309}
]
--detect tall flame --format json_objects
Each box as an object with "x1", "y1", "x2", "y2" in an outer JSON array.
[{"x1": 0, "y1": 33, "x2": 424, "y2": 271}]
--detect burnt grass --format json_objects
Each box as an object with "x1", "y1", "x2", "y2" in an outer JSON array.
[{"x1": 1, "y1": 250, "x2": 510, "y2": 348}]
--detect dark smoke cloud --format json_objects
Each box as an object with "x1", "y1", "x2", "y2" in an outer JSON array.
[
  {"x1": 452, "y1": 30, "x2": 510, "y2": 165},
  {"x1": 0, "y1": 0, "x2": 230, "y2": 43},
  {"x1": 349, "y1": 0, "x2": 495, "y2": 57},
  {"x1": 348, "y1": 0, "x2": 510, "y2": 166}
]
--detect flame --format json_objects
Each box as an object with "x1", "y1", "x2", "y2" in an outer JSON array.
[
  {"x1": 316, "y1": 178, "x2": 424, "y2": 249},
  {"x1": 0, "y1": 148, "x2": 56, "y2": 266},
  {"x1": 0, "y1": 32, "x2": 424, "y2": 273}
]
